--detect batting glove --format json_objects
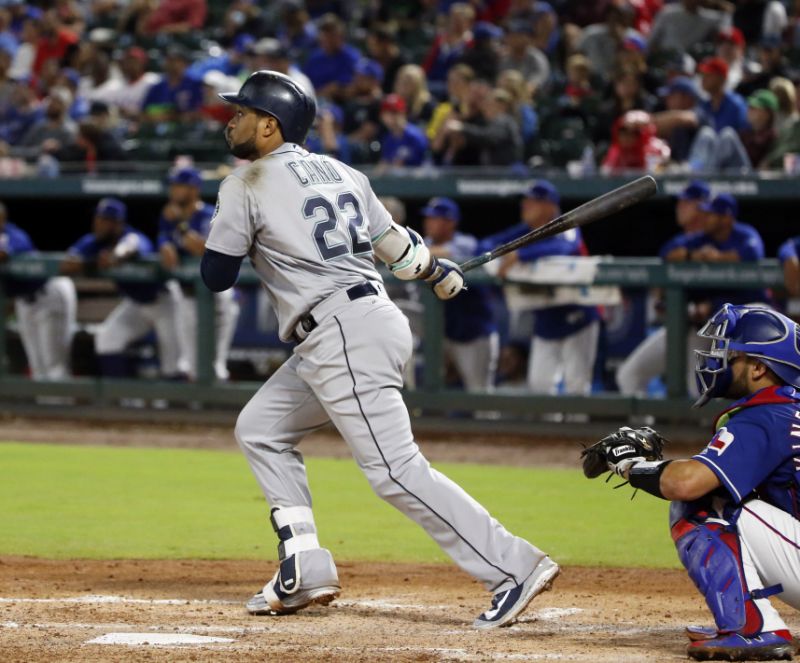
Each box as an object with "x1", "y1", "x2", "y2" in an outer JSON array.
[{"x1": 425, "y1": 257, "x2": 465, "y2": 300}]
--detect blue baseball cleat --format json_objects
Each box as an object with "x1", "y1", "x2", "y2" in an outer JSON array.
[
  {"x1": 472, "y1": 556, "x2": 560, "y2": 630},
  {"x1": 687, "y1": 630, "x2": 795, "y2": 661}
]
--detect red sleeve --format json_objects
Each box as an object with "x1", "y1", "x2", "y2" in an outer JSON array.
[
  {"x1": 601, "y1": 144, "x2": 621, "y2": 170},
  {"x1": 422, "y1": 36, "x2": 442, "y2": 74}
]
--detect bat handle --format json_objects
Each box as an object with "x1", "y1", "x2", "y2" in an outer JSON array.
[{"x1": 459, "y1": 252, "x2": 492, "y2": 274}]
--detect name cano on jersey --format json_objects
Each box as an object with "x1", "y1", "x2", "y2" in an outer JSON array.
[{"x1": 286, "y1": 156, "x2": 343, "y2": 187}]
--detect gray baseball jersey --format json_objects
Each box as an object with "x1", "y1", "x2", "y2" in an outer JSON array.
[{"x1": 206, "y1": 143, "x2": 392, "y2": 341}]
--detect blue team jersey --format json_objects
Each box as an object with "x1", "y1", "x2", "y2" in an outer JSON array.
[
  {"x1": 142, "y1": 75, "x2": 203, "y2": 115},
  {"x1": 302, "y1": 44, "x2": 361, "y2": 90},
  {"x1": 670, "y1": 221, "x2": 767, "y2": 306},
  {"x1": 430, "y1": 232, "x2": 496, "y2": 342},
  {"x1": 381, "y1": 124, "x2": 428, "y2": 167},
  {"x1": 0, "y1": 221, "x2": 45, "y2": 297},
  {"x1": 68, "y1": 227, "x2": 161, "y2": 303},
  {"x1": 694, "y1": 386, "x2": 800, "y2": 519},
  {"x1": 477, "y1": 223, "x2": 599, "y2": 340},
  {"x1": 157, "y1": 203, "x2": 214, "y2": 256}
]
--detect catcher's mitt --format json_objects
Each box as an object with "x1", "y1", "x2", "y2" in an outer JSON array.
[{"x1": 581, "y1": 426, "x2": 667, "y2": 479}]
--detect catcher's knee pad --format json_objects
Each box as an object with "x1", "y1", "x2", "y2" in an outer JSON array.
[
  {"x1": 262, "y1": 506, "x2": 339, "y2": 610},
  {"x1": 670, "y1": 501, "x2": 781, "y2": 636}
]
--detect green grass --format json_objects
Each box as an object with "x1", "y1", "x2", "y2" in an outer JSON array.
[{"x1": 0, "y1": 442, "x2": 678, "y2": 567}]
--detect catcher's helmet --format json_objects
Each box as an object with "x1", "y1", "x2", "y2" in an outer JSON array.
[
  {"x1": 694, "y1": 303, "x2": 800, "y2": 407},
  {"x1": 218, "y1": 70, "x2": 316, "y2": 144}
]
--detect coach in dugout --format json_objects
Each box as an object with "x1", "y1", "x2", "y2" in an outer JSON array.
[
  {"x1": 478, "y1": 180, "x2": 600, "y2": 397},
  {"x1": 61, "y1": 197, "x2": 185, "y2": 379},
  {"x1": 422, "y1": 197, "x2": 498, "y2": 392}
]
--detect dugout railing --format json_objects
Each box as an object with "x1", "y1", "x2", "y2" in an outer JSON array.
[{"x1": 0, "y1": 255, "x2": 784, "y2": 425}]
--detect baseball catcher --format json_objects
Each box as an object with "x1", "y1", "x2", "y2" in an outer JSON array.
[{"x1": 584, "y1": 304, "x2": 800, "y2": 662}]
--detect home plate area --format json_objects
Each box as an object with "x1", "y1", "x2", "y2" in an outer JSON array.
[{"x1": 2, "y1": 558, "x2": 799, "y2": 662}]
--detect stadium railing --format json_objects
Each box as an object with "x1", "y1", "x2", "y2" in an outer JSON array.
[{"x1": 0, "y1": 254, "x2": 784, "y2": 425}]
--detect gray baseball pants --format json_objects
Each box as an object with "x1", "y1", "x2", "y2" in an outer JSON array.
[{"x1": 235, "y1": 289, "x2": 543, "y2": 592}]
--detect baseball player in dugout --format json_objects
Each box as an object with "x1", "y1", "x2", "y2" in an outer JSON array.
[
  {"x1": 619, "y1": 186, "x2": 769, "y2": 400},
  {"x1": 583, "y1": 304, "x2": 800, "y2": 661},
  {"x1": 478, "y1": 180, "x2": 600, "y2": 396},
  {"x1": 157, "y1": 167, "x2": 240, "y2": 381},
  {"x1": 422, "y1": 196, "x2": 499, "y2": 392},
  {"x1": 201, "y1": 70, "x2": 559, "y2": 628},
  {"x1": 617, "y1": 180, "x2": 713, "y2": 399},
  {"x1": 61, "y1": 198, "x2": 185, "y2": 379},
  {"x1": 0, "y1": 201, "x2": 76, "y2": 380}
]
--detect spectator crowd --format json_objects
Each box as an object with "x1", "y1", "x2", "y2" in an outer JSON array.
[{"x1": 2, "y1": 0, "x2": 800, "y2": 173}]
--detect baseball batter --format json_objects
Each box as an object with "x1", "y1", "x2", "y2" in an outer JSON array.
[
  {"x1": 157, "y1": 167, "x2": 240, "y2": 381},
  {"x1": 0, "y1": 202, "x2": 76, "y2": 380},
  {"x1": 201, "y1": 70, "x2": 559, "y2": 628},
  {"x1": 584, "y1": 303, "x2": 800, "y2": 661}
]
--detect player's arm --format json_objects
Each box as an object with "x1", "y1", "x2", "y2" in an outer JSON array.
[
  {"x1": 373, "y1": 222, "x2": 464, "y2": 300},
  {"x1": 618, "y1": 459, "x2": 720, "y2": 501},
  {"x1": 201, "y1": 175, "x2": 253, "y2": 292}
]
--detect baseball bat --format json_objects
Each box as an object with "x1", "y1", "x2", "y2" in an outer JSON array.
[{"x1": 458, "y1": 175, "x2": 658, "y2": 273}]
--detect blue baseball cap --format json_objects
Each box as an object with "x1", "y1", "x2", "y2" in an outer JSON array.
[
  {"x1": 232, "y1": 33, "x2": 255, "y2": 54},
  {"x1": 421, "y1": 197, "x2": 460, "y2": 222},
  {"x1": 473, "y1": 21, "x2": 503, "y2": 40},
  {"x1": 169, "y1": 167, "x2": 202, "y2": 187},
  {"x1": 678, "y1": 180, "x2": 710, "y2": 201},
  {"x1": 354, "y1": 58, "x2": 384, "y2": 82},
  {"x1": 700, "y1": 193, "x2": 738, "y2": 217},
  {"x1": 524, "y1": 179, "x2": 560, "y2": 204},
  {"x1": 95, "y1": 197, "x2": 127, "y2": 221},
  {"x1": 658, "y1": 76, "x2": 698, "y2": 99}
]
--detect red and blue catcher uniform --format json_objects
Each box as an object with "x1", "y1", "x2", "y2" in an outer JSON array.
[
  {"x1": 693, "y1": 386, "x2": 800, "y2": 517},
  {"x1": 669, "y1": 304, "x2": 800, "y2": 659}
]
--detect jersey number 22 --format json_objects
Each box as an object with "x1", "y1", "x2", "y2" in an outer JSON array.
[{"x1": 303, "y1": 193, "x2": 371, "y2": 261}]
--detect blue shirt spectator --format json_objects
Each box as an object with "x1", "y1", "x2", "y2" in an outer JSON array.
[
  {"x1": 379, "y1": 93, "x2": 428, "y2": 166},
  {"x1": 187, "y1": 34, "x2": 253, "y2": 81},
  {"x1": 302, "y1": 14, "x2": 360, "y2": 93},
  {"x1": 141, "y1": 48, "x2": 203, "y2": 119},
  {"x1": 698, "y1": 57, "x2": 749, "y2": 132}
]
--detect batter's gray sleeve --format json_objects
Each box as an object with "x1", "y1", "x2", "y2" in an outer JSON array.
[
  {"x1": 350, "y1": 169, "x2": 392, "y2": 241},
  {"x1": 205, "y1": 175, "x2": 257, "y2": 257}
]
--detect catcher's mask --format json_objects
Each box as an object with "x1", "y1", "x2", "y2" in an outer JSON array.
[{"x1": 693, "y1": 303, "x2": 800, "y2": 407}]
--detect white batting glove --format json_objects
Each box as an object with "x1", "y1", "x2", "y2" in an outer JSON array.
[{"x1": 425, "y1": 257, "x2": 465, "y2": 300}]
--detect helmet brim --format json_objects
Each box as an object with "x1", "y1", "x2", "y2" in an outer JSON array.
[{"x1": 218, "y1": 91, "x2": 249, "y2": 105}]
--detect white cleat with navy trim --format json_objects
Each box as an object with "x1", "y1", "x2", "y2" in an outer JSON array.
[{"x1": 473, "y1": 556, "x2": 560, "y2": 629}]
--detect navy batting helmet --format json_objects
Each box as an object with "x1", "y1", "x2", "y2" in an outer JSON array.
[
  {"x1": 694, "y1": 303, "x2": 800, "y2": 407},
  {"x1": 218, "y1": 70, "x2": 316, "y2": 144}
]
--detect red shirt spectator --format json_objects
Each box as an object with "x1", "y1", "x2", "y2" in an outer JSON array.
[
  {"x1": 143, "y1": 0, "x2": 207, "y2": 35},
  {"x1": 33, "y1": 12, "x2": 77, "y2": 76},
  {"x1": 602, "y1": 110, "x2": 670, "y2": 173}
]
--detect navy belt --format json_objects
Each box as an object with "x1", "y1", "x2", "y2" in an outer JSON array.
[{"x1": 297, "y1": 282, "x2": 379, "y2": 337}]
